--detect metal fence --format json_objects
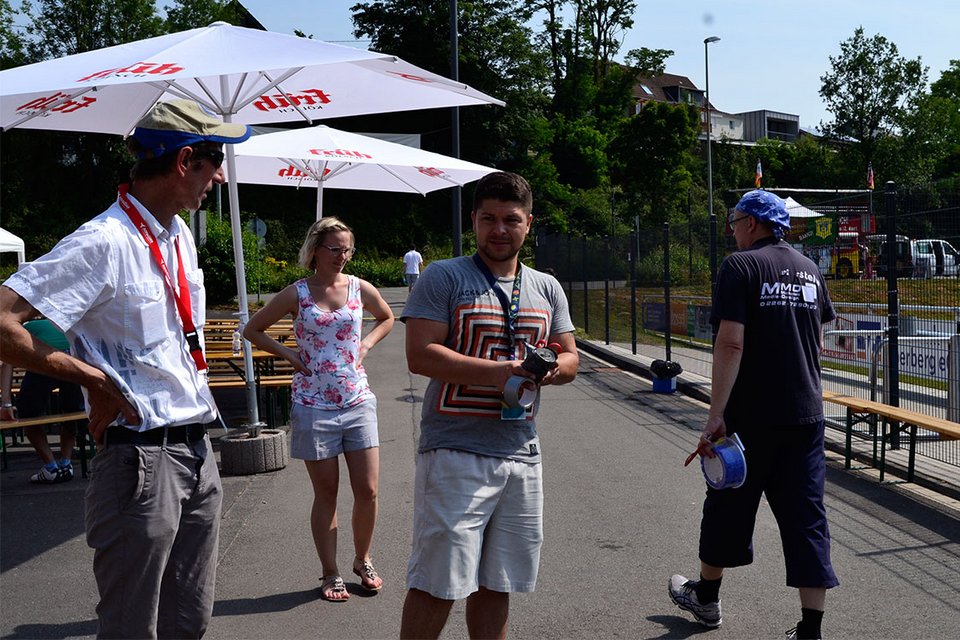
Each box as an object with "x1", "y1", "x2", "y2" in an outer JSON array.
[{"x1": 535, "y1": 182, "x2": 960, "y2": 470}]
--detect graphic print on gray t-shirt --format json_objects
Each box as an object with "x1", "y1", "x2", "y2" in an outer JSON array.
[{"x1": 401, "y1": 255, "x2": 574, "y2": 462}]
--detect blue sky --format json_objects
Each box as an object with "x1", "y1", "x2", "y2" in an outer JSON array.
[{"x1": 240, "y1": 0, "x2": 958, "y2": 132}]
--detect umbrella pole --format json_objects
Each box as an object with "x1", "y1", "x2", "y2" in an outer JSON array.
[
  {"x1": 316, "y1": 178, "x2": 324, "y2": 220},
  {"x1": 224, "y1": 133, "x2": 261, "y2": 427}
]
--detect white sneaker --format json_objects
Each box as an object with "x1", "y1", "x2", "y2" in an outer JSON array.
[
  {"x1": 785, "y1": 626, "x2": 821, "y2": 640},
  {"x1": 668, "y1": 574, "x2": 722, "y2": 628},
  {"x1": 30, "y1": 463, "x2": 70, "y2": 484}
]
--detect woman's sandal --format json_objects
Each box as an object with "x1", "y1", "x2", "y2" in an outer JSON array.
[
  {"x1": 352, "y1": 558, "x2": 384, "y2": 591},
  {"x1": 319, "y1": 575, "x2": 350, "y2": 602}
]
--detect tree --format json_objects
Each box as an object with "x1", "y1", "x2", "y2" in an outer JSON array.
[
  {"x1": 0, "y1": 0, "x2": 26, "y2": 68},
  {"x1": 579, "y1": 0, "x2": 636, "y2": 81},
  {"x1": 19, "y1": 0, "x2": 162, "y2": 60},
  {"x1": 531, "y1": 0, "x2": 566, "y2": 90},
  {"x1": 819, "y1": 27, "x2": 927, "y2": 167},
  {"x1": 164, "y1": 0, "x2": 242, "y2": 32},
  {"x1": 624, "y1": 46, "x2": 673, "y2": 77},
  {"x1": 924, "y1": 60, "x2": 960, "y2": 178},
  {"x1": 2, "y1": 0, "x2": 165, "y2": 253},
  {"x1": 607, "y1": 101, "x2": 700, "y2": 224}
]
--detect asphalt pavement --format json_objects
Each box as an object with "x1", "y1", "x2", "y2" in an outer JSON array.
[{"x1": 2, "y1": 287, "x2": 959, "y2": 639}]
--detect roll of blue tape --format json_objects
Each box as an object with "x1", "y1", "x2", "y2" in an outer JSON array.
[{"x1": 701, "y1": 433, "x2": 747, "y2": 490}]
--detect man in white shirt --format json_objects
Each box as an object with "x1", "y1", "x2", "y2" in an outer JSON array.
[
  {"x1": 403, "y1": 244, "x2": 424, "y2": 291},
  {"x1": 0, "y1": 100, "x2": 251, "y2": 639}
]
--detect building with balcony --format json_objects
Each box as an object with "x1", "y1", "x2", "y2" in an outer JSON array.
[
  {"x1": 736, "y1": 109, "x2": 801, "y2": 142},
  {"x1": 632, "y1": 74, "x2": 799, "y2": 144}
]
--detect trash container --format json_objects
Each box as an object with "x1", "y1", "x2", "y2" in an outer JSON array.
[{"x1": 650, "y1": 359, "x2": 683, "y2": 394}]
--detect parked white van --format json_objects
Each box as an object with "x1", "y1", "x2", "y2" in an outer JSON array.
[{"x1": 913, "y1": 239, "x2": 959, "y2": 277}]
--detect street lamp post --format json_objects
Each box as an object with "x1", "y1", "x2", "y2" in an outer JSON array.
[
  {"x1": 451, "y1": 0, "x2": 462, "y2": 256},
  {"x1": 704, "y1": 35, "x2": 721, "y2": 291}
]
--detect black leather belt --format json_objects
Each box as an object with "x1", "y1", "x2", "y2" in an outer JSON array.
[{"x1": 106, "y1": 422, "x2": 210, "y2": 446}]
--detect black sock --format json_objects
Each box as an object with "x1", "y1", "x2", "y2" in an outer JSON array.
[
  {"x1": 797, "y1": 608, "x2": 823, "y2": 639},
  {"x1": 695, "y1": 574, "x2": 722, "y2": 603}
]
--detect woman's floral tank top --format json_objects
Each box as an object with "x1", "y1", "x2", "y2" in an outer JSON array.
[{"x1": 292, "y1": 276, "x2": 372, "y2": 409}]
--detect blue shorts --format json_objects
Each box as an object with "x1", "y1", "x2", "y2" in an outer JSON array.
[
  {"x1": 289, "y1": 398, "x2": 378, "y2": 460},
  {"x1": 16, "y1": 371, "x2": 84, "y2": 418},
  {"x1": 698, "y1": 420, "x2": 839, "y2": 589}
]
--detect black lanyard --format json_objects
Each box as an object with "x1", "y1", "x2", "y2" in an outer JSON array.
[{"x1": 472, "y1": 253, "x2": 523, "y2": 360}]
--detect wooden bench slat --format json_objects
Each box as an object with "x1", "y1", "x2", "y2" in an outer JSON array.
[{"x1": 823, "y1": 391, "x2": 960, "y2": 483}]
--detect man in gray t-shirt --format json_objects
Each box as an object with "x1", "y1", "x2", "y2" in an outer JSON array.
[{"x1": 399, "y1": 172, "x2": 578, "y2": 639}]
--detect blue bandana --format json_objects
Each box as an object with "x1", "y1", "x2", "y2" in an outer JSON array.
[{"x1": 734, "y1": 190, "x2": 790, "y2": 236}]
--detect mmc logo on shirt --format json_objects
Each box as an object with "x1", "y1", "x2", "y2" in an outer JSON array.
[{"x1": 759, "y1": 281, "x2": 819, "y2": 309}]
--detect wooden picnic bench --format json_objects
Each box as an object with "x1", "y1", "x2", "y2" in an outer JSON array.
[
  {"x1": 822, "y1": 389, "x2": 960, "y2": 483},
  {"x1": 0, "y1": 411, "x2": 93, "y2": 477}
]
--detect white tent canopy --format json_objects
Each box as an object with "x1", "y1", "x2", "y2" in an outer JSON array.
[
  {"x1": 784, "y1": 196, "x2": 822, "y2": 218},
  {"x1": 0, "y1": 227, "x2": 25, "y2": 264}
]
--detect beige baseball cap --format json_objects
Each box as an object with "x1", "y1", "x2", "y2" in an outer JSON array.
[{"x1": 131, "y1": 99, "x2": 252, "y2": 159}]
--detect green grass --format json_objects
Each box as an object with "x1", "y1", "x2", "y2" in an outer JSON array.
[{"x1": 567, "y1": 279, "x2": 955, "y2": 393}]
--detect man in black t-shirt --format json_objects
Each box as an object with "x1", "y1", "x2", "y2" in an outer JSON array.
[{"x1": 668, "y1": 190, "x2": 838, "y2": 640}]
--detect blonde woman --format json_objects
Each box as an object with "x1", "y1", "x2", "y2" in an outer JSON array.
[{"x1": 244, "y1": 217, "x2": 394, "y2": 602}]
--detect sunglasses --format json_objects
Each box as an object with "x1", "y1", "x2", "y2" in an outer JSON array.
[{"x1": 192, "y1": 148, "x2": 225, "y2": 169}]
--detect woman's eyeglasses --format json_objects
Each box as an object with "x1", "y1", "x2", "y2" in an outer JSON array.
[{"x1": 321, "y1": 245, "x2": 356, "y2": 257}]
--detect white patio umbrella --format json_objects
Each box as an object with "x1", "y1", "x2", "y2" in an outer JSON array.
[
  {"x1": 232, "y1": 125, "x2": 497, "y2": 219},
  {"x1": 0, "y1": 21, "x2": 503, "y2": 425}
]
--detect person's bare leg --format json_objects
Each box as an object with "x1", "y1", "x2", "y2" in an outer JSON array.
[
  {"x1": 466, "y1": 587, "x2": 509, "y2": 640},
  {"x1": 700, "y1": 562, "x2": 724, "y2": 581},
  {"x1": 400, "y1": 588, "x2": 454, "y2": 639},
  {"x1": 58, "y1": 424, "x2": 76, "y2": 462},
  {"x1": 799, "y1": 587, "x2": 825, "y2": 610},
  {"x1": 344, "y1": 446, "x2": 383, "y2": 588},
  {"x1": 304, "y1": 458, "x2": 346, "y2": 599},
  {"x1": 24, "y1": 426, "x2": 55, "y2": 465}
]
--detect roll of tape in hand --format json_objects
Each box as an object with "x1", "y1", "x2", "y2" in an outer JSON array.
[
  {"x1": 701, "y1": 433, "x2": 747, "y2": 490},
  {"x1": 503, "y1": 375, "x2": 538, "y2": 409}
]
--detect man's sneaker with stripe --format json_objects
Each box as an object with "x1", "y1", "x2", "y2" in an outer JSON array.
[
  {"x1": 668, "y1": 574, "x2": 722, "y2": 628},
  {"x1": 30, "y1": 461, "x2": 71, "y2": 484}
]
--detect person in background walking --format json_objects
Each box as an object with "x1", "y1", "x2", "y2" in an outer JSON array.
[
  {"x1": 0, "y1": 318, "x2": 85, "y2": 483},
  {"x1": 0, "y1": 99, "x2": 250, "y2": 638},
  {"x1": 402, "y1": 244, "x2": 423, "y2": 292},
  {"x1": 243, "y1": 216, "x2": 394, "y2": 603},
  {"x1": 668, "y1": 190, "x2": 838, "y2": 640},
  {"x1": 399, "y1": 171, "x2": 579, "y2": 639}
]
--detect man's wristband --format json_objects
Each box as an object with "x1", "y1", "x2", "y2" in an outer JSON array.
[{"x1": 1, "y1": 403, "x2": 13, "y2": 408}]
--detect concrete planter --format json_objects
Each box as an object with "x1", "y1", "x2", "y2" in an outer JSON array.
[{"x1": 220, "y1": 428, "x2": 288, "y2": 475}]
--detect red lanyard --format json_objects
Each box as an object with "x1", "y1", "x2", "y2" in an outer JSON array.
[{"x1": 117, "y1": 184, "x2": 207, "y2": 371}]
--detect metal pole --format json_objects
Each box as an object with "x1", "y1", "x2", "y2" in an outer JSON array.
[
  {"x1": 582, "y1": 236, "x2": 589, "y2": 335},
  {"x1": 631, "y1": 216, "x2": 639, "y2": 354},
  {"x1": 687, "y1": 189, "x2": 693, "y2": 281},
  {"x1": 450, "y1": 0, "x2": 462, "y2": 256},
  {"x1": 604, "y1": 237, "x2": 610, "y2": 345},
  {"x1": 663, "y1": 222, "x2": 672, "y2": 361},
  {"x1": 222, "y1": 125, "x2": 260, "y2": 426},
  {"x1": 704, "y1": 36, "x2": 720, "y2": 292},
  {"x1": 949, "y1": 335, "x2": 960, "y2": 424},
  {"x1": 885, "y1": 181, "x2": 900, "y2": 449}
]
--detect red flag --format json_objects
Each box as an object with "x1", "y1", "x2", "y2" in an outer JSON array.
[
  {"x1": 754, "y1": 159, "x2": 762, "y2": 188},
  {"x1": 867, "y1": 162, "x2": 875, "y2": 190}
]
